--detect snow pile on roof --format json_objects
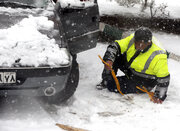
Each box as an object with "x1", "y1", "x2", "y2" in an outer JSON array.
[
  {"x1": 0, "y1": 15, "x2": 70, "y2": 67},
  {"x1": 59, "y1": 0, "x2": 95, "y2": 8}
]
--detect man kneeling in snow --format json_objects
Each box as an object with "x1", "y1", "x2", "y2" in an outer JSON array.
[{"x1": 97, "y1": 27, "x2": 170, "y2": 104}]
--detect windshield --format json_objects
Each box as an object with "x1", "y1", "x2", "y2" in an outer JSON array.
[{"x1": 0, "y1": 0, "x2": 49, "y2": 8}]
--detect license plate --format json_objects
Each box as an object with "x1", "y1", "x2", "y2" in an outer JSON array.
[{"x1": 0, "y1": 72, "x2": 16, "y2": 84}]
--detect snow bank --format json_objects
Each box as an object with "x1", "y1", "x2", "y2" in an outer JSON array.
[
  {"x1": 98, "y1": 0, "x2": 180, "y2": 18},
  {"x1": 0, "y1": 7, "x2": 36, "y2": 14},
  {"x1": 59, "y1": 0, "x2": 95, "y2": 8},
  {"x1": 0, "y1": 15, "x2": 70, "y2": 67},
  {"x1": 154, "y1": 32, "x2": 180, "y2": 55},
  {"x1": 98, "y1": 0, "x2": 151, "y2": 17},
  {"x1": 1, "y1": 34, "x2": 180, "y2": 131}
]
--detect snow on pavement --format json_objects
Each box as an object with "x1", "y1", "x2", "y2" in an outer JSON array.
[
  {"x1": 0, "y1": 0, "x2": 180, "y2": 130},
  {"x1": 0, "y1": 96, "x2": 61, "y2": 131},
  {"x1": 73, "y1": 40, "x2": 180, "y2": 131},
  {"x1": 0, "y1": 32, "x2": 180, "y2": 131},
  {"x1": 98, "y1": 0, "x2": 180, "y2": 18}
]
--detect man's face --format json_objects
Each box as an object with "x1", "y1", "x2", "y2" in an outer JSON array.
[{"x1": 135, "y1": 41, "x2": 151, "y2": 51}]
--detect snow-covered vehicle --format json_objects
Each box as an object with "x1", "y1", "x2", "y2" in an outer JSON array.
[{"x1": 0, "y1": 0, "x2": 99, "y2": 104}]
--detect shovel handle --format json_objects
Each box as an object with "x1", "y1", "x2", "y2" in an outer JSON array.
[{"x1": 98, "y1": 55, "x2": 124, "y2": 95}]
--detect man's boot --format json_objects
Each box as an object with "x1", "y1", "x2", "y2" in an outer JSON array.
[
  {"x1": 96, "y1": 79, "x2": 108, "y2": 90},
  {"x1": 96, "y1": 69, "x2": 112, "y2": 90}
]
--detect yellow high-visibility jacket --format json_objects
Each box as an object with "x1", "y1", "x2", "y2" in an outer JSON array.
[{"x1": 115, "y1": 34, "x2": 170, "y2": 79}]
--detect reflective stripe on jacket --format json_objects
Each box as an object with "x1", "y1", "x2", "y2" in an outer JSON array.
[{"x1": 115, "y1": 34, "x2": 169, "y2": 78}]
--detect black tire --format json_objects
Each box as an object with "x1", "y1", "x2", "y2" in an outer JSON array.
[{"x1": 41, "y1": 55, "x2": 79, "y2": 105}]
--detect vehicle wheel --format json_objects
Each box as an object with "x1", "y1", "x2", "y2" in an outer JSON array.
[{"x1": 40, "y1": 55, "x2": 79, "y2": 105}]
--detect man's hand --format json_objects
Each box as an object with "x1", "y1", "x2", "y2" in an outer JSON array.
[
  {"x1": 151, "y1": 96, "x2": 163, "y2": 104},
  {"x1": 104, "y1": 60, "x2": 113, "y2": 70},
  {"x1": 151, "y1": 86, "x2": 167, "y2": 104}
]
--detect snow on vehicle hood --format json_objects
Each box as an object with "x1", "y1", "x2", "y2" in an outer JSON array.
[
  {"x1": 0, "y1": 15, "x2": 70, "y2": 67},
  {"x1": 59, "y1": 0, "x2": 95, "y2": 8}
]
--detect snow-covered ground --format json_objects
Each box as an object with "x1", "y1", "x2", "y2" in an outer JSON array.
[
  {"x1": 0, "y1": 0, "x2": 180, "y2": 131},
  {"x1": 98, "y1": 0, "x2": 180, "y2": 18},
  {"x1": 0, "y1": 32, "x2": 180, "y2": 131}
]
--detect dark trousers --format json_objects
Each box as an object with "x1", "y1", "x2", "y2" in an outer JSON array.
[{"x1": 102, "y1": 55, "x2": 153, "y2": 94}]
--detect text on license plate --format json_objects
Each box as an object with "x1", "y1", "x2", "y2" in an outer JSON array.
[{"x1": 0, "y1": 72, "x2": 16, "y2": 84}]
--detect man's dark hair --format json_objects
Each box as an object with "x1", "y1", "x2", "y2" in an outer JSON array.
[{"x1": 134, "y1": 27, "x2": 152, "y2": 43}]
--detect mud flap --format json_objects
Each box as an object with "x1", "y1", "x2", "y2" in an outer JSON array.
[{"x1": 56, "y1": 1, "x2": 100, "y2": 54}]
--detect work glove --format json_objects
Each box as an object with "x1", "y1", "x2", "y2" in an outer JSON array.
[
  {"x1": 101, "y1": 61, "x2": 113, "y2": 87},
  {"x1": 104, "y1": 60, "x2": 113, "y2": 70},
  {"x1": 151, "y1": 86, "x2": 167, "y2": 104}
]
